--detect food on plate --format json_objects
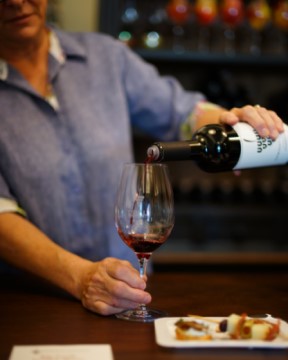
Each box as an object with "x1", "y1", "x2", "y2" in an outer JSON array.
[
  {"x1": 175, "y1": 319, "x2": 212, "y2": 340},
  {"x1": 174, "y1": 313, "x2": 281, "y2": 341},
  {"x1": 221, "y1": 313, "x2": 280, "y2": 341}
]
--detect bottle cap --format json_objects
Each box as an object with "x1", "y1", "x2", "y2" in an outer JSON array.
[{"x1": 147, "y1": 145, "x2": 160, "y2": 160}]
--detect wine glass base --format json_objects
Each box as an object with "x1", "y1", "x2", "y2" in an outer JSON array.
[{"x1": 115, "y1": 307, "x2": 168, "y2": 322}]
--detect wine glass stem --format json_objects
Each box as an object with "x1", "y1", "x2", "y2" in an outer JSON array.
[
  {"x1": 138, "y1": 256, "x2": 149, "y2": 312},
  {"x1": 138, "y1": 256, "x2": 148, "y2": 278}
]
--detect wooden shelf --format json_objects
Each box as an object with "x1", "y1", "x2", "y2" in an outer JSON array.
[{"x1": 135, "y1": 48, "x2": 288, "y2": 67}]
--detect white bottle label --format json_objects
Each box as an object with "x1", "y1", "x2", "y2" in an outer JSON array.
[{"x1": 233, "y1": 122, "x2": 288, "y2": 170}]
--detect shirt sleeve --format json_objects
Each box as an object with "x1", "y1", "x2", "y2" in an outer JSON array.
[
  {"x1": 180, "y1": 101, "x2": 223, "y2": 140},
  {"x1": 118, "y1": 42, "x2": 206, "y2": 141},
  {"x1": 0, "y1": 197, "x2": 26, "y2": 216}
]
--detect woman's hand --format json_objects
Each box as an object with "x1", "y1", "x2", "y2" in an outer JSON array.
[
  {"x1": 193, "y1": 102, "x2": 284, "y2": 141},
  {"x1": 219, "y1": 105, "x2": 284, "y2": 140},
  {"x1": 79, "y1": 257, "x2": 151, "y2": 316}
]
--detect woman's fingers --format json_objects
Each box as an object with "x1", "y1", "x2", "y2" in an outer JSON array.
[
  {"x1": 220, "y1": 105, "x2": 284, "y2": 140},
  {"x1": 79, "y1": 258, "x2": 152, "y2": 316}
]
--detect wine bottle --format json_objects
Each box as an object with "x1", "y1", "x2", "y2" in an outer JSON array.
[{"x1": 147, "y1": 122, "x2": 288, "y2": 172}]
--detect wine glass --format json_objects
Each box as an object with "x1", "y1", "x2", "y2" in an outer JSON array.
[{"x1": 115, "y1": 163, "x2": 174, "y2": 322}]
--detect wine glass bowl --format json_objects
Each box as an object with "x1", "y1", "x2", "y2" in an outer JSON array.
[{"x1": 115, "y1": 163, "x2": 174, "y2": 322}]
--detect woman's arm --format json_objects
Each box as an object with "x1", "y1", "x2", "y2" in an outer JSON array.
[{"x1": 0, "y1": 213, "x2": 151, "y2": 315}]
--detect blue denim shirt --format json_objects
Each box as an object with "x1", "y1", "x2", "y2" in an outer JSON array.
[{"x1": 0, "y1": 28, "x2": 205, "y2": 268}]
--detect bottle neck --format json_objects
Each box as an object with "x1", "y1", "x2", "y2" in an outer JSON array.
[
  {"x1": 149, "y1": 140, "x2": 204, "y2": 162},
  {"x1": 147, "y1": 124, "x2": 241, "y2": 172}
]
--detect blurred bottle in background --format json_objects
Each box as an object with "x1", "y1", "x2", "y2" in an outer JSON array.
[
  {"x1": 116, "y1": 0, "x2": 288, "y2": 57},
  {"x1": 118, "y1": 0, "x2": 140, "y2": 47},
  {"x1": 220, "y1": 0, "x2": 245, "y2": 55},
  {"x1": 246, "y1": 0, "x2": 271, "y2": 55},
  {"x1": 142, "y1": 4, "x2": 169, "y2": 50},
  {"x1": 194, "y1": 0, "x2": 219, "y2": 52},
  {"x1": 166, "y1": 0, "x2": 192, "y2": 52},
  {"x1": 272, "y1": 0, "x2": 288, "y2": 54}
]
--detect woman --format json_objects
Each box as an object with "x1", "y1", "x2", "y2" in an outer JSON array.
[{"x1": 0, "y1": 0, "x2": 284, "y2": 316}]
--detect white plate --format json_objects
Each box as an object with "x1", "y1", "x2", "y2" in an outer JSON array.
[{"x1": 154, "y1": 316, "x2": 288, "y2": 349}]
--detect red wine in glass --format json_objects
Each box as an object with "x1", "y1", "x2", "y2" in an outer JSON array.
[{"x1": 118, "y1": 229, "x2": 172, "y2": 260}]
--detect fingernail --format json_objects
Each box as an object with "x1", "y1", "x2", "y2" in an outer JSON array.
[{"x1": 144, "y1": 294, "x2": 151, "y2": 303}]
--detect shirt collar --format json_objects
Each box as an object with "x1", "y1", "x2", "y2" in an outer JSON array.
[
  {"x1": 49, "y1": 30, "x2": 66, "y2": 65},
  {"x1": 53, "y1": 28, "x2": 87, "y2": 60},
  {"x1": 0, "y1": 60, "x2": 8, "y2": 81},
  {"x1": 0, "y1": 28, "x2": 81, "y2": 81}
]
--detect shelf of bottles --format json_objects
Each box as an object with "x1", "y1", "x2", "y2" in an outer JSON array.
[{"x1": 116, "y1": 0, "x2": 288, "y2": 62}]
